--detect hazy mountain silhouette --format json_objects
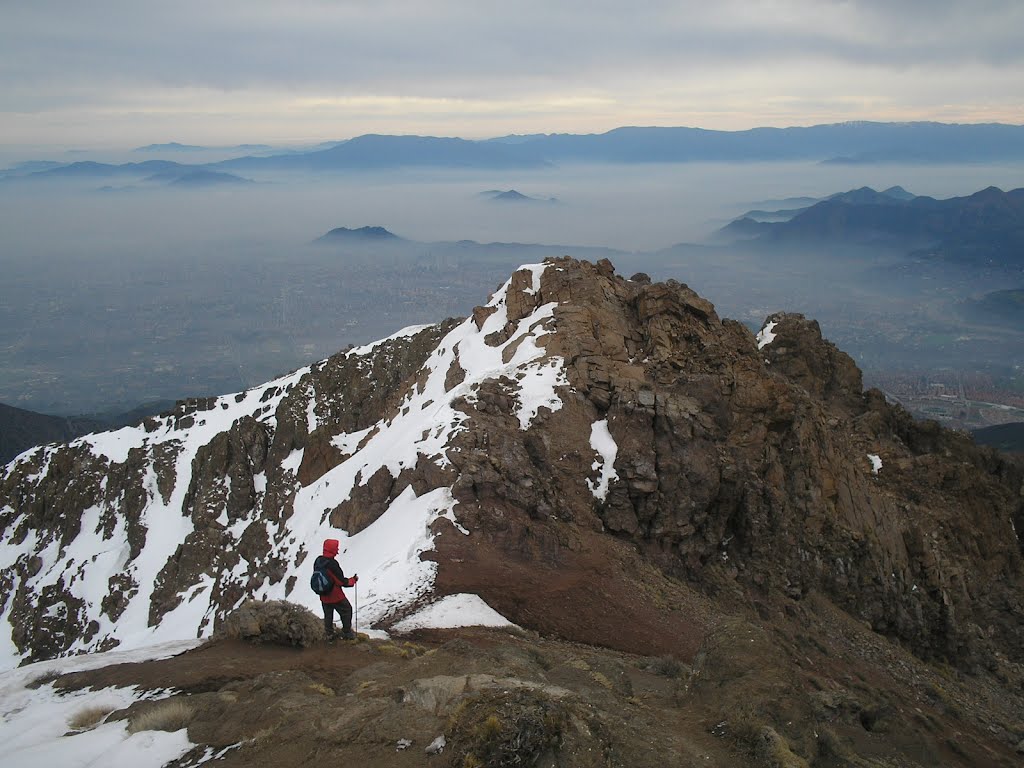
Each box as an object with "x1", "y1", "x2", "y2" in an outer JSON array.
[
  {"x1": 721, "y1": 186, "x2": 1024, "y2": 266},
  {"x1": 481, "y1": 189, "x2": 557, "y2": 203},
  {"x1": 12, "y1": 122, "x2": 1024, "y2": 179},
  {"x1": 0, "y1": 402, "x2": 102, "y2": 463},
  {"x1": 25, "y1": 160, "x2": 188, "y2": 179},
  {"x1": 961, "y1": 287, "x2": 1024, "y2": 327},
  {"x1": 164, "y1": 170, "x2": 254, "y2": 187},
  {"x1": 220, "y1": 134, "x2": 550, "y2": 172},
  {"x1": 313, "y1": 225, "x2": 403, "y2": 244}
]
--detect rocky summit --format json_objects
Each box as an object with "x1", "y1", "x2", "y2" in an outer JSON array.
[{"x1": 1, "y1": 257, "x2": 1023, "y2": 766}]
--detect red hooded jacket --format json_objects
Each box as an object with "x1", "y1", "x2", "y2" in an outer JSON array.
[{"x1": 314, "y1": 538, "x2": 356, "y2": 604}]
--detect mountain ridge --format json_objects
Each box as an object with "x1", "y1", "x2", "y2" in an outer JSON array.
[
  {"x1": 3, "y1": 256, "x2": 1023, "y2": 764},
  {"x1": 3, "y1": 256, "x2": 1021, "y2": 662},
  {"x1": 719, "y1": 185, "x2": 1024, "y2": 265},
  {"x1": 11, "y1": 121, "x2": 1024, "y2": 179}
]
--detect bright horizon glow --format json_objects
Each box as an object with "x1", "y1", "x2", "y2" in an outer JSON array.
[{"x1": 5, "y1": 91, "x2": 1024, "y2": 151}]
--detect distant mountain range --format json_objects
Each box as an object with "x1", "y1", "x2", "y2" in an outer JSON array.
[
  {"x1": 492, "y1": 122, "x2": 1024, "y2": 164},
  {"x1": 219, "y1": 134, "x2": 550, "y2": 172},
  {"x1": 3, "y1": 161, "x2": 254, "y2": 188},
  {"x1": 719, "y1": 185, "x2": 1024, "y2": 267},
  {"x1": 8, "y1": 121, "x2": 1024, "y2": 179},
  {"x1": 20, "y1": 159, "x2": 188, "y2": 179}
]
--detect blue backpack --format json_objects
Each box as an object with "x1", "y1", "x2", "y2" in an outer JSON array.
[{"x1": 310, "y1": 565, "x2": 333, "y2": 595}]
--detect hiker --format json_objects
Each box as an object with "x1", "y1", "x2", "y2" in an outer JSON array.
[{"x1": 315, "y1": 538, "x2": 358, "y2": 640}]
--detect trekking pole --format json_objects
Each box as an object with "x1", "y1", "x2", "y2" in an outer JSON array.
[{"x1": 354, "y1": 582, "x2": 358, "y2": 634}]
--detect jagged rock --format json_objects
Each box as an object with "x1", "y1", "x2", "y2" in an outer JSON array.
[{"x1": 0, "y1": 256, "x2": 1021, "y2": 683}]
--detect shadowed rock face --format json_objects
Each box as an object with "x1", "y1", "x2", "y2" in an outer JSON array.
[{"x1": 1, "y1": 257, "x2": 1022, "y2": 680}]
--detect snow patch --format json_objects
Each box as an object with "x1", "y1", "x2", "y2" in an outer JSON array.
[
  {"x1": 392, "y1": 593, "x2": 516, "y2": 631},
  {"x1": 75, "y1": 425, "x2": 149, "y2": 465},
  {"x1": 331, "y1": 426, "x2": 375, "y2": 455},
  {"x1": 281, "y1": 448, "x2": 304, "y2": 476},
  {"x1": 586, "y1": 419, "x2": 619, "y2": 500},
  {"x1": 521, "y1": 262, "x2": 547, "y2": 295},
  {"x1": 0, "y1": 640, "x2": 201, "y2": 767},
  {"x1": 348, "y1": 323, "x2": 434, "y2": 357},
  {"x1": 514, "y1": 356, "x2": 567, "y2": 429},
  {"x1": 868, "y1": 453, "x2": 883, "y2": 474},
  {"x1": 306, "y1": 382, "x2": 319, "y2": 434},
  {"x1": 756, "y1": 320, "x2": 778, "y2": 350}
]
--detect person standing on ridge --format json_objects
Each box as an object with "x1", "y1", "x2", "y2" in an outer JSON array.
[{"x1": 315, "y1": 538, "x2": 358, "y2": 640}]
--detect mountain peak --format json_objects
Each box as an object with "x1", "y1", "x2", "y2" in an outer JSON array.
[{"x1": 1, "y1": 257, "x2": 1021, "y2": 713}]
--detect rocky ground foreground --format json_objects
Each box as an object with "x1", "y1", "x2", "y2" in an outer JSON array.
[{"x1": 48, "y1": 596, "x2": 1024, "y2": 768}]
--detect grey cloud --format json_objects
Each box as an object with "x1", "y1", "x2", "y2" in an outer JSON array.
[
  {"x1": 1, "y1": 0, "x2": 1022, "y2": 143},
  {"x1": 2, "y1": 1, "x2": 1022, "y2": 98}
]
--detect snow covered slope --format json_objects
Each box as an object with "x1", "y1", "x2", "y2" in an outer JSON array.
[
  {"x1": 0, "y1": 263, "x2": 563, "y2": 669},
  {"x1": 5, "y1": 255, "x2": 1022, "y2": 688}
]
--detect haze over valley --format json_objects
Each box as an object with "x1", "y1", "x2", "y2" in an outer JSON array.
[{"x1": 2, "y1": 144, "x2": 1022, "y2": 432}]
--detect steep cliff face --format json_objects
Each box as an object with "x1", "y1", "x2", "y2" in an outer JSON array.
[{"x1": 1, "y1": 257, "x2": 1021, "y2": 676}]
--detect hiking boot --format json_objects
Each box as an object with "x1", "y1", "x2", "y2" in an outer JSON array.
[
  {"x1": 326, "y1": 632, "x2": 337, "y2": 644},
  {"x1": 342, "y1": 629, "x2": 356, "y2": 640}
]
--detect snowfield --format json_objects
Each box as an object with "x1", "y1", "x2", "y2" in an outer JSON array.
[
  {"x1": 0, "y1": 641, "x2": 201, "y2": 768},
  {"x1": 0, "y1": 263, "x2": 566, "y2": 671}
]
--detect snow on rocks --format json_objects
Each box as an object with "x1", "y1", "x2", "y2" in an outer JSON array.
[
  {"x1": 0, "y1": 262, "x2": 565, "y2": 668},
  {"x1": 284, "y1": 263, "x2": 564, "y2": 622},
  {"x1": 868, "y1": 453, "x2": 883, "y2": 474},
  {"x1": 348, "y1": 323, "x2": 434, "y2": 357},
  {"x1": 756, "y1": 320, "x2": 778, "y2": 350},
  {"x1": 586, "y1": 419, "x2": 619, "y2": 500}
]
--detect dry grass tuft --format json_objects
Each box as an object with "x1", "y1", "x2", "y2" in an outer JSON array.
[
  {"x1": 127, "y1": 698, "x2": 194, "y2": 734},
  {"x1": 377, "y1": 641, "x2": 419, "y2": 659},
  {"x1": 68, "y1": 704, "x2": 115, "y2": 731}
]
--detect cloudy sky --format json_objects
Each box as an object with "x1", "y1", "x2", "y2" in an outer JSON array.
[{"x1": 1, "y1": 0, "x2": 1021, "y2": 148}]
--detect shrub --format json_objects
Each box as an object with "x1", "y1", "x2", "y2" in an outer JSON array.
[
  {"x1": 447, "y1": 689, "x2": 566, "y2": 768},
  {"x1": 815, "y1": 728, "x2": 854, "y2": 762},
  {"x1": 214, "y1": 599, "x2": 323, "y2": 648},
  {"x1": 650, "y1": 654, "x2": 683, "y2": 678},
  {"x1": 128, "y1": 698, "x2": 194, "y2": 734}
]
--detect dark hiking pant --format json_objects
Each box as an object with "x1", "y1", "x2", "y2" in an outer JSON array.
[{"x1": 323, "y1": 600, "x2": 353, "y2": 636}]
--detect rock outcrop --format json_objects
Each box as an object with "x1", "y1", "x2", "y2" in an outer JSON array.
[{"x1": 1, "y1": 257, "x2": 1022, "y2": 689}]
